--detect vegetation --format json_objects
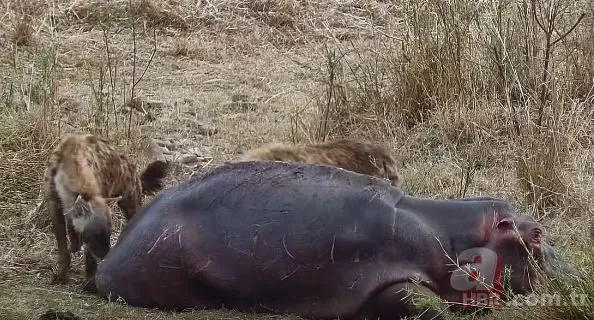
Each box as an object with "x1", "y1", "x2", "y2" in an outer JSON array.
[{"x1": 0, "y1": 0, "x2": 592, "y2": 319}]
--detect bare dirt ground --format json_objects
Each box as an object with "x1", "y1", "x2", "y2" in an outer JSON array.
[{"x1": 1, "y1": 0, "x2": 593, "y2": 319}]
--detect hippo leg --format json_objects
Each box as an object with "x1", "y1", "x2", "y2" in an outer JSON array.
[{"x1": 360, "y1": 282, "x2": 447, "y2": 320}]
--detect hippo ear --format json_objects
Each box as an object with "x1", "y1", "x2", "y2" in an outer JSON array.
[{"x1": 496, "y1": 217, "x2": 515, "y2": 231}]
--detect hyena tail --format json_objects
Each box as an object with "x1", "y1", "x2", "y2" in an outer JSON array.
[{"x1": 139, "y1": 160, "x2": 169, "y2": 195}]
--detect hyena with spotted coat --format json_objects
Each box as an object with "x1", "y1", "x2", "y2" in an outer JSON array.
[
  {"x1": 238, "y1": 138, "x2": 404, "y2": 188},
  {"x1": 44, "y1": 133, "x2": 169, "y2": 291}
]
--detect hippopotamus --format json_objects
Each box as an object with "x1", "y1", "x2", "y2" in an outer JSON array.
[{"x1": 94, "y1": 161, "x2": 573, "y2": 319}]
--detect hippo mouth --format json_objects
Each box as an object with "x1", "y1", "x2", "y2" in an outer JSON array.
[{"x1": 540, "y1": 242, "x2": 580, "y2": 281}]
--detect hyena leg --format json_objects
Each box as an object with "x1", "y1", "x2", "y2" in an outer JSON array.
[
  {"x1": 82, "y1": 250, "x2": 98, "y2": 293},
  {"x1": 48, "y1": 194, "x2": 71, "y2": 285},
  {"x1": 117, "y1": 195, "x2": 140, "y2": 221},
  {"x1": 66, "y1": 219, "x2": 81, "y2": 254}
]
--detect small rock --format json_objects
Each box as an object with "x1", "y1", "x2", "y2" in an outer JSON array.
[
  {"x1": 231, "y1": 93, "x2": 249, "y2": 102},
  {"x1": 152, "y1": 138, "x2": 176, "y2": 149},
  {"x1": 149, "y1": 135, "x2": 213, "y2": 167},
  {"x1": 197, "y1": 124, "x2": 218, "y2": 136},
  {"x1": 186, "y1": 147, "x2": 202, "y2": 156},
  {"x1": 182, "y1": 97, "x2": 195, "y2": 105},
  {"x1": 179, "y1": 154, "x2": 199, "y2": 164},
  {"x1": 162, "y1": 154, "x2": 174, "y2": 162},
  {"x1": 182, "y1": 118, "x2": 218, "y2": 136},
  {"x1": 223, "y1": 101, "x2": 258, "y2": 112},
  {"x1": 154, "y1": 153, "x2": 168, "y2": 162},
  {"x1": 199, "y1": 155, "x2": 213, "y2": 161},
  {"x1": 152, "y1": 145, "x2": 170, "y2": 155}
]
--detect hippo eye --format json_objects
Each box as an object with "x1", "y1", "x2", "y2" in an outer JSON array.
[{"x1": 531, "y1": 229, "x2": 542, "y2": 242}]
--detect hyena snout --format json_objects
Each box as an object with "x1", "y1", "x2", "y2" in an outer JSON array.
[
  {"x1": 379, "y1": 160, "x2": 403, "y2": 188},
  {"x1": 80, "y1": 214, "x2": 112, "y2": 260}
]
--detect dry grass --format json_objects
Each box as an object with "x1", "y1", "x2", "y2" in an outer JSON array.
[{"x1": 0, "y1": 0, "x2": 593, "y2": 319}]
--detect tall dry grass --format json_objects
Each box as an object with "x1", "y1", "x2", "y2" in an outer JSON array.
[
  {"x1": 307, "y1": 0, "x2": 593, "y2": 211},
  {"x1": 299, "y1": 0, "x2": 594, "y2": 318},
  {"x1": 0, "y1": 2, "x2": 173, "y2": 298},
  {"x1": 0, "y1": 0, "x2": 592, "y2": 319},
  {"x1": 0, "y1": 0, "x2": 158, "y2": 222}
]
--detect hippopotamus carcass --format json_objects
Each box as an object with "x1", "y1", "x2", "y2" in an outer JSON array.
[{"x1": 94, "y1": 160, "x2": 573, "y2": 319}]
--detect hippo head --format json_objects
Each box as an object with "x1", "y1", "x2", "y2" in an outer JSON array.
[{"x1": 484, "y1": 214, "x2": 575, "y2": 297}]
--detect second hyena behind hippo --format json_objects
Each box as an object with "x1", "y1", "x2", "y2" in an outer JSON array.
[
  {"x1": 44, "y1": 133, "x2": 169, "y2": 291},
  {"x1": 237, "y1": 138, "x2": 404, "y2": 188}
]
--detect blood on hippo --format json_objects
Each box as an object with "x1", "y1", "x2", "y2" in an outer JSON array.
[{"x1": 94, "y1": 160, "x2": 576, "y2": 320}]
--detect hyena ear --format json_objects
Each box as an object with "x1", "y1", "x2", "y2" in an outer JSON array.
[
  {"x1": 66, "y1": 195, "x2": 92, "y2": 218},
  {"x1": 104, "y1": 195, "x2": 123, "y2": 205}
]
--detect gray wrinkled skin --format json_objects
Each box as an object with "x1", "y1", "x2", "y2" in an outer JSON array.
[
  {"x1": 94, "y1": 161, "x2": 578, "y2": 320},
  {"x1": 541, "y1": 242, "x2": 580, "y2": 280}
]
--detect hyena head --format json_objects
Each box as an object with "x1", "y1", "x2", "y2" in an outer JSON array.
[
  {"x1": 380, "y1": 157, "x2": 403, "y2": 188},
  {"x1": 361, "y1": 146, "x2": 403, "y2": 188},
  {"x1": 65, "y1": 194, "x2": 121, "y2": 260}
]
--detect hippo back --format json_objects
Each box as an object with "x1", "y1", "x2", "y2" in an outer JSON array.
[
  {"x1": 97, "y1": 161, "x2": 413, "y2": 315},
  {"x1": 117, "y1": 160, "x2": 406, "y2": 244}
]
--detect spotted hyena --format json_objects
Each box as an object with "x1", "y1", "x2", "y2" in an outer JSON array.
[
  {"x1": 237, "y1": 138, "x2": 403, "y2": 188},
  {"x1": 44, "y1": 133, "x2": 169, "y2": 291}
]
